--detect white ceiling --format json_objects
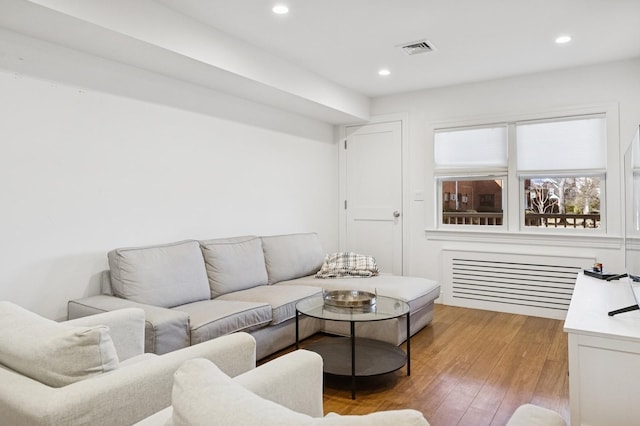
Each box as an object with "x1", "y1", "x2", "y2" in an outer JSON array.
[
  {"x1": 3, "y1": 0, "x2": 640, "y2": 124},
  {"x1": 156, "y1": 0, "x2": 640, "y2": 98}
]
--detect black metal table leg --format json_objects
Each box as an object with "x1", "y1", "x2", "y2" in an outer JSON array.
[
  {"x1": 406, "y1": 312, "x2": 411, "y2": 376},
  {"x1": 351, "y1": 321, "x2": 356, "y2": 400},
  {"x1": 295, "y1": 310, "x2": 300, "y2": 350}
]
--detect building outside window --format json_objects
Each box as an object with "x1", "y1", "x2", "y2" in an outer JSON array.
[{"x1": 441, "y1": 178, "x2": 504, "y2": 225}]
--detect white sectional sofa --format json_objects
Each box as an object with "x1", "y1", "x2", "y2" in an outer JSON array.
[{"x1": 68, "y1": 233, "x2": 440, "y2": 359}]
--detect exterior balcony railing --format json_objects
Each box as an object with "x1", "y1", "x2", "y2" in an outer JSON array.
[
  {"x1": 524, "y1": 213, "x2": 600, "y2": 228},
  {"x1": 442, "y1": 211, "x2": 600, "y2": 228},
  {"x1": 442, "y1": 211, "x2": 503, "y2": 225}
]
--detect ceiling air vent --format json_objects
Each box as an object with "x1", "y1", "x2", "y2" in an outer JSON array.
[{"x1": 398, "y1": 39, "x2": 435, "y2": 56}]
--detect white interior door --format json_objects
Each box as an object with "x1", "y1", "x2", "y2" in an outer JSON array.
[{"x1": 344, "y1": 121, "x2": 403, "y2": 275}]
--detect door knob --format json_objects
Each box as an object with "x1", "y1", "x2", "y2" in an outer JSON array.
[{"x1": 393, "y1": 211, "x2": 401, "y2": 218}]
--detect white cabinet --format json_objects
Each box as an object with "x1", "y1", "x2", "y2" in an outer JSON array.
[{"x1": 564, "y1": 273, "x2": 640, "y2": 425}]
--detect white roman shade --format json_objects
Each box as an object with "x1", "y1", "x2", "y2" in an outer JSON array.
[
  {"x1": 434, "y1": 125, "x2": 507, "y2": 174},
  {"x1": 516, "y1": 115, "x2": 606, "y2": 173}
]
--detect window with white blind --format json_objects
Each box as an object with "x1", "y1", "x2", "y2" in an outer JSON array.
[
  {"x1": 434, "y1": 114, "x2": 607, "y2": 231},
  {"x1": 517, "y1": 115, "x2": 606, "y2": 230},
  {"x1": 434, "y1": 125, "x2": 508, "y2": 227}
]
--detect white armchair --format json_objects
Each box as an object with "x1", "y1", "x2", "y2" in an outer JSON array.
[
  {"x1": 135, "y1": 350, "x2": 430, "y2": 426},
  {"x1": 0, "y1": 301, "x2": 257, "y2": 425}
]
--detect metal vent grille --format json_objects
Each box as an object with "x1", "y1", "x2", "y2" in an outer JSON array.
[
  {"x1": 399, "y1": 40, "x2": 435, "y2": 55},
  {"x1": 442, "y1": 250, "x2": 594, "y2": 319}
]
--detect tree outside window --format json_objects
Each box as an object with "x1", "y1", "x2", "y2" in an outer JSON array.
[{"x1": 524, "y1": 177, "x2": 601, "y2": 228}]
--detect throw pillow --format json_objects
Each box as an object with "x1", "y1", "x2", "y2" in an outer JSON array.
[
  {"x1": 0, "y1": 301, "x2": 119, "y2": 387},
  {"x1": 315, "y1": 252, "x2": 380, "y2": 278}
]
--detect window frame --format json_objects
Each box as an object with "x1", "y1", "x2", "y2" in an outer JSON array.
[
  {"x1": 433, "y1": 123, "x2": 509, "y2": 230},
  {"x1": 429, "y1": 103, "x2": 619, "y2": 239},
  {"x1": 514, "y1": 114, "x2": 607, "y2": 234}
]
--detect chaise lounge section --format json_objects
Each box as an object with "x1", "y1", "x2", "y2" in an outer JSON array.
[{"x1": 68, "y1": 233, "x2": 440, "y2": 359}]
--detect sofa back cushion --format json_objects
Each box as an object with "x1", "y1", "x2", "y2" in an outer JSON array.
[
  {"x1": 200, "y1": 236, "x2": 268, "y2": 298},
  {"x1": 0, "y1": 301, "x2": 119, "y2": 387},
  {"x1": 261, "y1": 233, "x2": 324, "y2": 284},
  {"x1": 108, "y1": 240, "x2": 210, "y2": 308}
]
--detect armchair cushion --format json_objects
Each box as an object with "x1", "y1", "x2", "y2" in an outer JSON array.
[
  {"x1": 170, "y1": 358, "x2": 429, "y2": 426},
  {"x1": 108, "y1": 240, "x2": 210, "y2": 308},
  {"x1": 0, "y1": 301, "x2": 119, "y2": 388},
  {"x1": 506, "y1": 404, "x2": 565, "y2": 426},
  {"x1": 172, "y1": 358, "x2": 310, "y2": 425},
  {"x1": 200, "y1": 236, "x2": 268, "y2": 298}
]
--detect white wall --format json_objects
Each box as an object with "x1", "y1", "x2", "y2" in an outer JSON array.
[
  {"x1": 371, "y1": 58, "x2": 640, "y2": 289},
  {"x1": 0, "y1": 34, "x2": 340, "y2": 320}
]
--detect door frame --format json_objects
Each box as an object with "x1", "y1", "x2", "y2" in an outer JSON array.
[{"x1": 339, "y1": 113, "x2": 410, "y2": 275}]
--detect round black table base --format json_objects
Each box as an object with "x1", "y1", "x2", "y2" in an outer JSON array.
[{"x1": 306, "y1": 337, "x2": 407, "y2": 377}]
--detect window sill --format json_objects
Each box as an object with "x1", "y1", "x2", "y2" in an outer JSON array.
[{"x1": 425, "y1": 228, "x2": 622, "y2": 249}]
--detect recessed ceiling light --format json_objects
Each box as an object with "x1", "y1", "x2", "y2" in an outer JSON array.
[
  {"x1": 378, "y1": 69, "x2": 391, "y2": 76},
  {"x1": 555, "y1": 35, "x2": 572, "y2": 44},
  {"x1": 272, "y1": 5, "x2": 289, "y2": 14}
]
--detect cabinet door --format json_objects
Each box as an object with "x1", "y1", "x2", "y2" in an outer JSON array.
[{"x1": 569, "y1": 333, "x2": 640, "y2": 425}]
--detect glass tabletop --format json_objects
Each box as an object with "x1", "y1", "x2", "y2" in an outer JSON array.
[{"x1": 296, "y1": 293, "x2": 410, "y2": 322}]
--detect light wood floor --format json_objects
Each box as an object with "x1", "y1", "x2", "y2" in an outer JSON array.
[{"x1": 267, "y1": 303, "x2": 569, "y2": 426}]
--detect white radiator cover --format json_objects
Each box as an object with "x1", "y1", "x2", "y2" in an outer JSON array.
[{"x1": 441, "y1": 250, "x2": 595, "y2": 319}]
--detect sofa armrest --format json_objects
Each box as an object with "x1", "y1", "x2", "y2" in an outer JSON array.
[
  {"x1": 64, "y1": 308, "x2": 145, "y2": 361},
  {"x1": 235, "y1": 349, "x2": 324, "y2": 417},
  {"x1": 68, "y1": 295, "x2": 190, "y2": 354},
  {"x1": 0, "y1": 332, "x2": 256, "y2": 426}
]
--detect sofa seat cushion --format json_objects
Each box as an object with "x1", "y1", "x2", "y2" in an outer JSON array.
[
  {"x1": 261, "y1": 233, "x2": 325, "y2": 284},
  {"x1": 277, "y1": 274, "x2": 440, "y2": 310},
  {"x1": 170, "y1": 358, "x2": 430, "y2": 426},
  {"x1": 172, "y1": 300, "x2": 272, "y2": 345},
  {"x1": 108, "y1": 240, "x2": 210, "y2": 308},
  {"x1": 200, "y1": 236, "x2": 268, "y2": 298},
  {"x1": 0, "y1": 301, "x2": 119, "y2": 388},
  {"x1": 216, "y1": 285, "x2": 323, "y2": 325}
]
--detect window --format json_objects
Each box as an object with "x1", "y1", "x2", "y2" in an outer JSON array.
[
  {"x1": 524, "y1": 177, "x2": 601, "y2": 228},
  {"x1": 441, "y1": 178, "x2": 505, "y2": 225},
  {"x1": 435, "y1": 125, "x2": 507, "y2": 227},
  {"x1": 434, "y1": 113, "x2": 607, "y2": 231},
  {"x1": 517, "y1": 115, "x2": 606, "y2": 230}
]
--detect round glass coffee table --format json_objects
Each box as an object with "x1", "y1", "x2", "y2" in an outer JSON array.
[{"x1": 295, "y1": 292, "x2": 410, "y2": 399}]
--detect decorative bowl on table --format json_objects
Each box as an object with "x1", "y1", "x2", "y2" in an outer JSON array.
[{"x1": 323, "y1": 290, "x2": 377, "y2": 312}]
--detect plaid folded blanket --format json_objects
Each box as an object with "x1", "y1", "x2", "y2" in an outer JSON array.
[{"x1": 315, "y1": 252, "x2": 379, "y2": 279}]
